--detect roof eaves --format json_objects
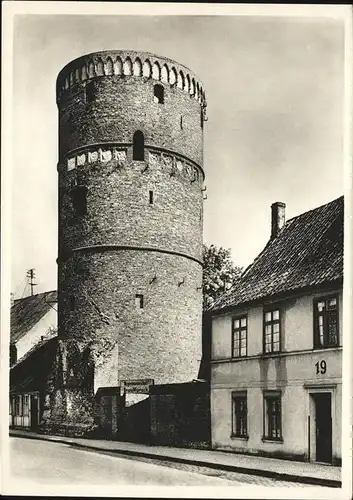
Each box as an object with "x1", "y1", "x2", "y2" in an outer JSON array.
[{"x1": 210, "y1": 278, "x2": 343, "y2": 317}]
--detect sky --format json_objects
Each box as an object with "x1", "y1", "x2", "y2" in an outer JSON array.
[{"x1": 8, "y1": 5, "x2": 347, "y2": 297}]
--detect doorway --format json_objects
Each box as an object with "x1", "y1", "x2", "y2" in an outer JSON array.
[
  {"x1": 314, "y1": 393, "x2": 332, "y2": 463},
  {"x1": 30, "y1": 395, "x2": 39, "y2": 429}
]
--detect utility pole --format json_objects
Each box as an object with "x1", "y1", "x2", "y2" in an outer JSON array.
[{"x1": 26, "y1": 268, "x2": 37, "y2": 296}]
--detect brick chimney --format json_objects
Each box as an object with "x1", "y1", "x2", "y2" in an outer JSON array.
[{"x1": 271, "y1": 202, "x2": 286, "y2": 239}]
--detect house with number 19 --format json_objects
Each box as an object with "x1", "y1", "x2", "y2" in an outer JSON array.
[{"x1": 208, "y1": 196, "x2": 343, "y2": 465}]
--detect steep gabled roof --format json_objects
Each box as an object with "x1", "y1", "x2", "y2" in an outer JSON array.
[
  {"x1": 11, "y1": 290, "x2": 57, "y2": 343},
  {"x1": 10, "y1": 336, "x2": 58, "y2": 393},
  {"x1": 211, "y1": 196, "x2": 343, "y2": 313}
]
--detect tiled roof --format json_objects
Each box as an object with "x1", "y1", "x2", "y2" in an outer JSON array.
[
  {"x1": 11, "y1": 290, "x2": 57, "y2": 343},
  {"x1": 10, "y1": 336, "x2": 58, "y2": 393},
  {"x1": 10, "y1": 328, "x2": 58, "y2": 369},
  {"x1": 211, "y1": 196, "x2": 343, "y2": 312}
]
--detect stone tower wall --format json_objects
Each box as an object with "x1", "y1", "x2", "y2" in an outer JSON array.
[{"x1": 57, "y1": 50, "x2": 206, "y2": 393}]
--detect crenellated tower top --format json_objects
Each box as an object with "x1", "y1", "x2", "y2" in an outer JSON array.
[{"x1": 56, "y1": 50, "x2": 207, "y2": 109}]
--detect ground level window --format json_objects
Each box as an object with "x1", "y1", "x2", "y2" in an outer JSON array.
[
  {"x1": 15, "y1": 395, "x2": 21, "y2": 416},
  {"x1": 263, "y1": 392, "x2": 282, "y2": 440},
  {"x1": 23, "y1": 395, "x2": 29, "y2": 416},
  {"x1": 232, "y1": 392, "x2": 247, "y2": 438}
]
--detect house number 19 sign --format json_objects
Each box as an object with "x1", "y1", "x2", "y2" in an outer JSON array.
[{"x1": 315, "y1": 360, "x2": 327, "y2": 374}]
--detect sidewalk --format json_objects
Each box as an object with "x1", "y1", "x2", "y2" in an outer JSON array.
[{"x1": 9, "y1": 428, "x2": 341, "y2": 487}]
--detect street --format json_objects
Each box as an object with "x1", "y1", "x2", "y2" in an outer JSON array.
[
  {"x1": 5, "y1": 437, "x2": 318, "y2": 492},
  {"x1": 7, "y1": 437, "x2": 237, "y2": 488}
]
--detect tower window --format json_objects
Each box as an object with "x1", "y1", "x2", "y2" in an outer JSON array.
[
  {"x1": 149, "y1": 190, "x2": 154, "y2": 205},
  {"x1": 71, "y1": 185, "x2": 88, "y2": 217},
  {"x1": 135, "y1": 294, "x2": 144, "y2": 309},
  {"x1": 133, "y1": 131, "x2": 145, "y2": 161},
  {"x1": 69, "y1": 295, "x2": 76, "y2": 311},
  {"x1": 180, "y1": 116, "x2": 183, "y2": 129},
  {"x1": 86, "y1": 81, "x2": 97, "y2": 103},
  {"x1": 153, "y1": 84, "x2": 164, "y2": 104}
]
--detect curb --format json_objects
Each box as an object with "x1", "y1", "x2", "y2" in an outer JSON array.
[{"x1": 10, "y1": 431, "x2": 341, "y2": 488}]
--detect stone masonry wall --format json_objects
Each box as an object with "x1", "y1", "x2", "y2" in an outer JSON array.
[
  {"x1": 59, "y1": 251, "x2": 202, "y2": 393},
  {"x1": 56, "y1": 50, "x2": 205, "y2": 408},
  {"x1": 59, "y1": 154, "x2": 203, "y2": 262},
  {"x1": 59, "y1": 76, "x2": 204, "y2": 166}
]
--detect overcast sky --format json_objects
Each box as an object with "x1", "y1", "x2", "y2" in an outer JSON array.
[{"x1": 9, "y1": 6, "x2": 347, "y2": 297}]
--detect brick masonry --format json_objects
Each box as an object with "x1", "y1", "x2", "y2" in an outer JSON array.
[
  {"x1": 59, "y1": 251, "x2": 203, "y2": 392},
  {"x1": 54, "y1": 50, "x2": 206, "y2": 428}
]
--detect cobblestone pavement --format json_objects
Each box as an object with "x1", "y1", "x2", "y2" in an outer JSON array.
[{"x1": 81, "y1": 447, "x2": 318, "y2": 487}]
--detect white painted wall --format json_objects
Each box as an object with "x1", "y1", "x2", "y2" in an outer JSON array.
[
  {"x1": 211, "y1": 287, "x2": 343, "y2": 462},
  {"x1": 212, "y1": 289, "x2": 343, "y2": 358},
  {"x1": 15, "y1": 308, "x2": 57, "y2": 361}
]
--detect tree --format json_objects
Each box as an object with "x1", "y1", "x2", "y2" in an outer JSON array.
[{"x1": 202, "y1": 244, "x2": 243, "y2": 311}]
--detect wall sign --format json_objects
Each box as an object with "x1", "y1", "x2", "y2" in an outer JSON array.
[{"x1": 121, "y1": 378, "x2": 154, "y2": 394}]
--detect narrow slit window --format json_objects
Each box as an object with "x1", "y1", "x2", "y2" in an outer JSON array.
[
  {"x1": 153, "y1": 84, "x2": 164, "y2": 104},
  {"x1": 180, "y1": 116, "x2": 183, "y2": 129},
  {"x1": 149, "y1": 190, "x2": 154, "y2": 205},
  {"x1": 71, "y1": 185, "x2": 88, "y2": 217},
  {"x1": 69, "y1": 295, "x2": 76, "y2": 311},
  {"x1": 135, "y1": 294, "x2": 144, "y2": 309},
  {"x1": 85, "y1": 81, "x2": 97, "y2": 103},
  {"x1": 133, "y1": 131, "x2": 145, "y2": 161}
]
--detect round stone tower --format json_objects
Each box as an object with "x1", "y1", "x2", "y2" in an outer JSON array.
[{"x1": 56, "y1": 50, "x2": 206, "y2": 413}]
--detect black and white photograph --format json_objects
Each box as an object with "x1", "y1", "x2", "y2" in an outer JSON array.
[{"x1": 1, "y1": 2, "x2": 352, "y2": 498}]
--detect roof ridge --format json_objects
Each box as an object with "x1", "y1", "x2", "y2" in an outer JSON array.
[
  {"x1": 210, "y1": 195, "x2": 343, "y2": 312},
  {"x1": 13, "y1": 289, "x2": 57, "y2": 304},
  {"x1": 285, "y1": 195, "x2": 343, "y2": 225}
]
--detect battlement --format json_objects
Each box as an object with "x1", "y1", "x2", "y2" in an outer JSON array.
[{"x1": 56, "y1": 50, "x2": 206, "y2": 108}]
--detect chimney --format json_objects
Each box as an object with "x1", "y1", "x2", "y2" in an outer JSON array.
[{"x1": 271, "y1": 202, "x2": 286, "y2": 239}]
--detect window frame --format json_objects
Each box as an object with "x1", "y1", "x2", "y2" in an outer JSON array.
[
  {"x1": 85, "y1": 80, "x2": 97, "y2": 104},
  {"x1": 263, "y1": 391, "x2": 283, "y2": 442},
  {"x1": 71, "y1": 185, "x2": 88, "y2": 218},
  {"x1": 15, "y1": 395, "x2": 22, "y2": 416},
  {"x1": 132, "y1": 130, "x2": 145, "y2": 161},
  {"x1": 313, "y1": 295, "x2": 339, "y2": 349},
  {"x1": 23, "y1": 394, "x2": 29, "y2": 417},
  {"x1": 231, "y1": 315, "x2": 248, "y2": 358},
  {"x1": 135, "y1": 294, "x2": 144, "y2": 309},
  {"x1": 263, "y1": 306, "x2": 281, "y2": 354},
  {"x1": 153, "y1": 84, "x2": 165, "y2": 104},
  {"x1": 231, "y1": 391, "x2": 248, "y2": 439}
]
